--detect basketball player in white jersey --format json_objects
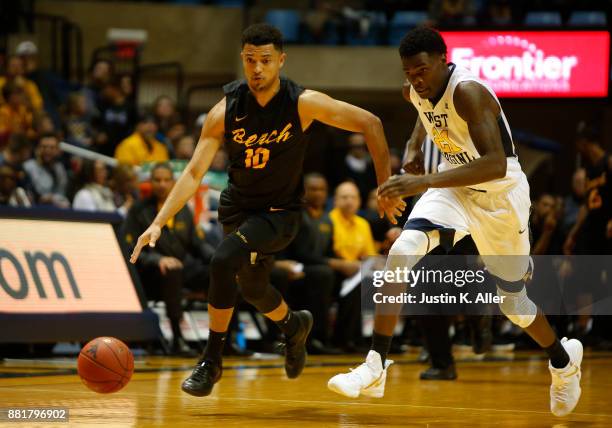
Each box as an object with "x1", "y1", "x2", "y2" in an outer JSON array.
[{"x1": 328, "y1": 27, "x2": 583, "y2": 417}]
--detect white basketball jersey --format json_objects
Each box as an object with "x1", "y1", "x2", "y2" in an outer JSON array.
[{"x1": 409, "y1": 64, "x2": 523, "y2": 192}]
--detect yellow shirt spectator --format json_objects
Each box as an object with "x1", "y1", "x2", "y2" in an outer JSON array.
[
  {"x1": 0, "y1": 78, "x2": 43, "y2": 112},
  {"x1": 115, "y1": 132, "x2": 169, "y2": 166},
  {"x1": 329, "y1": 207, "x2": 377, "y2": 261}
]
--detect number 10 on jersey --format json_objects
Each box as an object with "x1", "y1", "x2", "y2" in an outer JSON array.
[{"x1": 245, "y1": 148, "x2": 270, "y2": 169}]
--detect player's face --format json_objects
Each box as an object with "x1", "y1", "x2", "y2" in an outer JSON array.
[
  {"x1": 151, "y1": 168, "x2": 175, "y2": 201},
  {"x1": 241, "y1": 43, "x2": 286, "y2": 93},
  {"x1": 402, "y1": 52, "x2": 448, "y2": 99}
]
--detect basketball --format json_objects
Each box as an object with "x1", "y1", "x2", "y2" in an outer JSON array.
[{"x1": 77, "y1": 337, "x2": 134, "y2": 394}]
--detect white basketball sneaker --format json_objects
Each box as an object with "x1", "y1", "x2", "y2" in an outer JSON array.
[
  {"x1": 549, "y1": 337, "x2": 583, "y2": 417},
  {"x1": 328, "y1": 350, "x2": 393, "y2": 398}
]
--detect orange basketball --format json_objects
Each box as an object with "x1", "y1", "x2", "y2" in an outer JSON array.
[{"x1": 77, "y1": 337, "x2": 134, "y2": 394}]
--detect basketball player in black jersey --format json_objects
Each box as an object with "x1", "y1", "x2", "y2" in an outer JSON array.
[{"x1": 130, "y1": 23, "x2": 405, "y2": 396}]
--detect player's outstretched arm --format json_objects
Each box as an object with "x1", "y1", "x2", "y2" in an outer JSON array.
[
  {"x1": 299, "y1": 90, "x2": 391, "y2": 185},
  {"x1": 130, "y1": 98, "x2": 225, "y2": 263},
  {"x1": 298, "y1": 90, "x2": 404, "y2": 223},
  {"x1": 379, "y1": 81, "x2": 507, "y2": 199}
]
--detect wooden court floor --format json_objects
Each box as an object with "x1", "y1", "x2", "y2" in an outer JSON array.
[{"x1": 1, "y1": 350, "x2": 612, "y2": 427}]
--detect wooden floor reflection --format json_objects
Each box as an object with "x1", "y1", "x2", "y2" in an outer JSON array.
[{"x1": 1, "y1": 351, "x2": 611, "y2": 427}]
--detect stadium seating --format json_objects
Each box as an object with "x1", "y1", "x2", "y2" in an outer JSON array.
[
  {"x1": 524, "y1": 11, "x2": 563, "y2": 26},
  {"x1": 568, "y1": 11, "x2": 607, "y2": 27},
  {"x1": 387, "y1": 11, "x2": 428, "y2": 46},
  {"x1": 264, "y1": 9, "x2": 301, "y2": 43}
]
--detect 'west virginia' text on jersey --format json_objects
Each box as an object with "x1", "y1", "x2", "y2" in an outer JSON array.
[{"x1": 410, "y1": 64, "x2": 522, "y2": 192}]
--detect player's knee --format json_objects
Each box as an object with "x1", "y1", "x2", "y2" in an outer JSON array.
[
  {"x1": 211, "y1": 234, "x2": 249, "y2": 275},
  {"x1": 496, "y1": 285, "x2": 537, "y2": 328},
  {"x1": 389, "y1": 230, "x2": 430, "y2": 256},
  {"x1": 386, "y1": 230, "x2": 430, "y2": 272}
]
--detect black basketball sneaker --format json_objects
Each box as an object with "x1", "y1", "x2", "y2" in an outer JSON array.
[
  {"x1": 181, "y1": 359, "x2": 222, "y2": 397},
  {"x1": 283, "y1": 310, "x2": 313, "y2": 379}
]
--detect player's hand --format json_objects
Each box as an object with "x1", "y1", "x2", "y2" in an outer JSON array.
[
  {"x1": 402, "y1": 147, "x2": 425, "y2": 175},
  {"x1": 130, "y1": 224, "x2": 162, "y2": 264},
  {"x1": 158, "y1": 256, "x2": 183, "y2": 275},
  {"x1": 378, "y1": 174, "x2": 429, "y2": 199},
  {"x1": 376, "y1": 195, "x2": 406, "y2": 225}
]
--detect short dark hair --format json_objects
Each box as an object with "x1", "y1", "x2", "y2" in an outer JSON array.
[
  {"x1": 242, "y1": 23, "x2": 283, "y2": 51},
  {"x1": 150, "y1": 162, "x2": 173, "y2": 177},
  {"x1": 399, "y1": 26, "x2": 447, "y2": 59},
  {"x1": 39, "y1": 132, "x2": 59, "y2": 143},
  {"x1": 304, "y1": 172, "x2": 327, "y2": 185}
]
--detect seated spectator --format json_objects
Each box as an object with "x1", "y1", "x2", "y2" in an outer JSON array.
[
  {"x1": 0, "y1": 55, "x2": 43, "y2": 112},
  {"x1": 275, "y1": 173, "x2": 339, "y2": 354},
  {"x1": 479, "y1": 0, "x2": 514, "y2": 26},
  {"x1": 16, "y1": 40, "x2": 63, "y2": 127},
  {"x1": 166, "y1": 122, "x2": 187, "y2": 151},
  {"x1": 173, "y1": 134, "x2": 195, "y2": 161},
  {"x1": 114, "y1": 114, "x2": 169, "y2": 166},
  {"x1": 110, "y1": 164, "x2": 139, "y2": 217},
  {"x1": 63, "y1": 92, "x2": 95, "y2": 148},
  {"x1": 32, "y1": 112, "x2": 56, "y2": 140},
  {"x1": 95, "y1": 80, "x2": 137, "y2": 157},
  {"x1": 362, "y1": 188, "x2": 391, "y2": 249},
  {"x1": 429, "y1": 0, "x2": 476, "y2": 26},
  {"x1": 329, "y1": 181, "x2": 378, "y2": 351},
  {"x1": 118, "y1": 73, "x2": 135, "y2": 104},
  {"x1": 0, "y1": 133, "x2": 33, "y2": 191},
  {"x1": 562, "y1": 168, "x2": 586, "y2": 236},
  {"x1": 337, "y1": 133, "x2": 377, "y2": 208},
  {"x1": 83, "y1": 59, "x2": 114, "y2": 118},
  {"x1": 73, "y1": 159, "x2": 123, "y2": 213},
  {"x1": 203, "y1": 148, "x2": 229, "y2": 191},
  {"x1": 0, "y1": 163, "x2": 31, "y2": 207},
  {"x1": 0, "y1": 82, "x2": 35, "y2": 146},
  {"x1": 122, "y1": 162, "x2": 212, "y2": 355},
  {"x1": 23, "y1": 133, "x2": 69, "y2": 208},
  {"x1": 531, "y1": 193, "x2": 564, "y2": 255},
  {"x1": 304, "y1": 0, "x2": 333, "y2": 43},
  {"x1": 153, "y1": 95, "x2": 180, "y2": 140},
  {"x1": 330, "y1": 181, "x2": 377, "y2": 261}
]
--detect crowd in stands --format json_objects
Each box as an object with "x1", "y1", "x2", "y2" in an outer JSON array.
[{"x1": 260, "y1": 0, "x2": 610, "y2": 45}]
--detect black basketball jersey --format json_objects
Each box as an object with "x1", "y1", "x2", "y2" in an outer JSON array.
[
  {"x1": 583, "y1": 152, "x2": 611, "y2": 252},
  {"x1": 219, "y1": 77, "x2": 308, "y2": 221}
]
